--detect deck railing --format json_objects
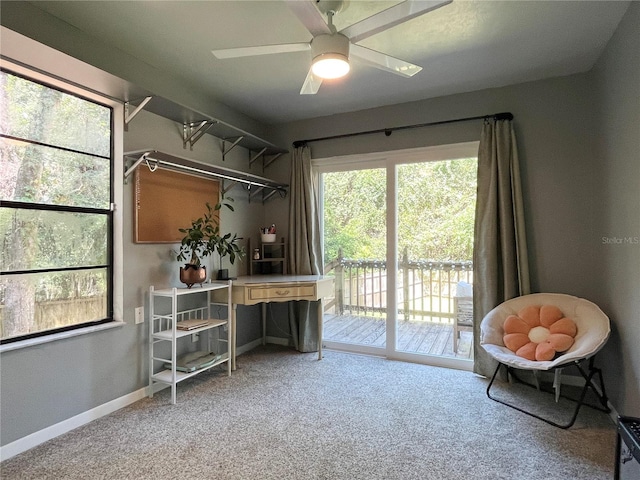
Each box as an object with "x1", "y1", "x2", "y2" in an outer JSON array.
[{"x1": 324, "y1": 249, "x2": 473, "y2": 323}]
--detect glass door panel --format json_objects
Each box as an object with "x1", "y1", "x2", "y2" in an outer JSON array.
[
  {"x1": 322, "y1": 168, "x2": 387, "y2": 353},
  {"x1": 395, "y1": 159, "x2": 476, "y2": 360}
]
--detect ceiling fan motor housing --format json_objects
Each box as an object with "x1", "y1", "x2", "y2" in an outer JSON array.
[{"x1": 311, "y1": 33, "x2": 350, "y2": 65}]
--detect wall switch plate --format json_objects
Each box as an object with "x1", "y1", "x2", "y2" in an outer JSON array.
[{"x1": 134, "y1": 306, "x2": 144, "y2": 324}]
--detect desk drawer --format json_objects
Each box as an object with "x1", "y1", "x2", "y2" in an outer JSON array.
[{"x1": 248, "y1": 284, "x2": 317, "y2": 302}]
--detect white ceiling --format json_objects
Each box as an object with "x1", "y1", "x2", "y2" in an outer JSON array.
[{"x1": 26, "y1": 0, "x2": 630, "y2": 125}]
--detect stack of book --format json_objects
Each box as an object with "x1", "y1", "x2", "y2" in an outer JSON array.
[
  {"x1": 176, "y1": 319, "x2": 210, "y2": 331},
  {"x1": 165, "y1": 351, "x2": 223, "y2": 373}
]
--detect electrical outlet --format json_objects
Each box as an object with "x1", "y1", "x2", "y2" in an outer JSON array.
[{"x1": 134, "y1": 306, "x2": 144, "y2": 324}]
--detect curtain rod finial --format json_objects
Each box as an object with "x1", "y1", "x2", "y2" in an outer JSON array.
[{"x1": 494, "y1": 112, "x2": 514, "y2": 121}]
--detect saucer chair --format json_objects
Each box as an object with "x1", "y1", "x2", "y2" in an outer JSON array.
[{"x1": 480, "y1": 293, "x2": 611, "y2": 429}]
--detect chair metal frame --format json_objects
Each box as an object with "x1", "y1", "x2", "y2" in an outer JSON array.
[{"x1": 486, "y1": 356, "x2": 610, "y2": 429}]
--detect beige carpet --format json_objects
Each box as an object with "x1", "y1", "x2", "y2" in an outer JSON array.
[{"x1": 1, "y1": 345, "x2": 616, "y2": 479}]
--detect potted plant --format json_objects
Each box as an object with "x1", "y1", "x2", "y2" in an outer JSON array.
[
  {"x1": 211, "y1": 230, "x2": 244, "y2": 280},
  {"x1": 176, "y1": 210, "x2": 211, "y2": 288},
  {"x1": 176, "y1": 196, "x2": 244, "y2": 287},
  {"x1": 206, "y1": 197, "x2": 245, "y2": 279}
]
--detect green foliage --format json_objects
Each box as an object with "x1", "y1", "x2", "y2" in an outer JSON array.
[
  {"x1": 176, "y1": 197, "x2": 244, "y2": 267},
  {"x1": 398, "y1": 158, "x2": 477, "y2": 261},
  {"x1": 323, "y1": 158, "x2": 477, "y2": 263},
  {"x1": 2, "y1": 71, "x2": 110, "y2": 157},
  {"x1": 1, "y1": 71, "x2": 111, "y2": 303},
  {"x1": 323, "y1": 169, "x2": 386, "y2": 261},
  {"x1": 1, "y1": 71, "x2": 112, "y2": 337}
]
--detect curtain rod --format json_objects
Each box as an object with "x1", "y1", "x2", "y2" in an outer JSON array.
[{"x1": 292, "y1": 112, "x2": 513, "y2": 148}]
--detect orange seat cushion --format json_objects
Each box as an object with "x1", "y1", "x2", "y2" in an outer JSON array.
[{"x1": 503, "y1": 305, "x2": 577, "y2": 361}]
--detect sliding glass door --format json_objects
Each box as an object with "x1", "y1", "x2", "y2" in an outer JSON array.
[
  {"x1": 321, "y1": 166, "x2": 387, "y2": 355},
  {"x1": 316, "y1": 143, "x2": 478, "y2": 368}
]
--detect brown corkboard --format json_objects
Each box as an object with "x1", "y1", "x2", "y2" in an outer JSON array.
[{"x1": 134, "y1": 167, "x2": 220, "y2": 243}]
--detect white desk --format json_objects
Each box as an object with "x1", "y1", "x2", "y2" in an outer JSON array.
[{"x1": 224, "y1": 275, "x2": 333, "y2": 369}]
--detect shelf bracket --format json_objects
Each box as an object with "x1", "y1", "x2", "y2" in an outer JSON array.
[
  {"x1": 264, "y1": 152, "x2": 283, "y2": 169},
  {"x1": 222, "y1": 180, "x2": 239, "y2": 194},
  {"x1": 222, "y1": 136, "x2": 244, "y2": 161},
  {"x1": 123, "y1": 152, "x2": 151, "y2": 183},
  {"x1": 124, "y1": 96, "x2": 153, "y2": 131},
  {"x1": 262, "y1": 189, "x2": 280, "y2": 203},
  {"x1": 249, "y1": 186, "x2": 285, "y2": 204},
  {"x1": 183, "y1": 120, "x2": 217, "y2": 150},
  {"x1": 249, "y1": 186, "x2": 266, "y2": 202},
  {"x1": 249, "y1": 147, "x2": 268, "y2": 167}
]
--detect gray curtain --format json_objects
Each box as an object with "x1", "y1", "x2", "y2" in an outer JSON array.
[
  {"x1": 287, "y1": 145, "x2": 323, "y2": 352},
  {"x1": 473, "y1": 118, "x2": 531, "y2": 376}
]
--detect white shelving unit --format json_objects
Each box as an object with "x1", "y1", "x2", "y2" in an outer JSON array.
[{"x1": 148, "y1": 281, "x2": 232, "y2": 404}]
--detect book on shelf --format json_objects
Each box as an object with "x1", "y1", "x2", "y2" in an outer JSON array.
[
  {"x1": 164, "y1": 351, "x2": 223, "y2": 372},
  {"x1": 176, "y1": 319, "x2": 210, "y2": 330}
]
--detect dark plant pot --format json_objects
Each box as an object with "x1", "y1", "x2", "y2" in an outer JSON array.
[
  {"x1": 216, "y1": 269, "x2": 229, "y2": 280},
  {"x1": 180, "y1": 265, "x2": 206, "y2": 288}
]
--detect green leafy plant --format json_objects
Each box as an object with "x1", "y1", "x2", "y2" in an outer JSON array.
[
  {"x1": 176, "y1": 196, "x2": 244, "y2": 269},
  {"x1": 210, "y1": 230, "x2": 244, "y2": 271}
]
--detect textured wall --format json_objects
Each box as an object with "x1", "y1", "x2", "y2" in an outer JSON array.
[{"x1": 591, "y1": 2, "x2": 640, "y2": 417}]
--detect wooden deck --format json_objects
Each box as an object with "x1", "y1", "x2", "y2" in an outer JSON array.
[{"x1": 323, "y1": 313, "x2": 473, "y2": 360}]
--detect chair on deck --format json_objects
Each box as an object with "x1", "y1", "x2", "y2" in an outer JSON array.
[
  {"x1": 453, "y1": 281, "x2": 473, "y2": 353},
  {"x1": 480, "y1": 293, "x2": 611, "y2": 428}
]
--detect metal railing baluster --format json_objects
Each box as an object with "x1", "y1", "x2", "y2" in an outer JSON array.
[{"x1": 325, "y1": 256, "x2": 472, "y2": 321}]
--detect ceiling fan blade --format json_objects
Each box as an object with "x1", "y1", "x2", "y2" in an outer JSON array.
[
  {"x1": 212, "y1": 42, "x2": 310, "y2": 59},
  {"x1": 340, "y1": 0, "x2": 452, "y2": 44},
  {"x1": 350, "y1": 44, "x2": 422, "y2": 77},
  {"x1": 300, "y1": 68, "x2": 323, "y2": 95},
  {"x1": 286, "y1": 0, "x2": 332, "y2": 37}
]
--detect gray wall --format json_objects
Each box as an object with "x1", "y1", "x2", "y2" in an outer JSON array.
[
  {"x1": 591, "y1": 2, "x2": 640, "y2": 417},
  {"x1": 123, "y1": 110, "x2": 268, "y2": 348},
  {"x1": 269, "y1": 3, "x2": 639, "y2": 416},
  {"x1": 271, "y1": 73, "x2": 601, "y2": 299},
  {"x1": 1, "y1": 0, "x2": 638, "y2": 450}
]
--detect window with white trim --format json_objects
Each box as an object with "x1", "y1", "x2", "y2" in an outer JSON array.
[{"x1": 0, "y1": 69, "x2": 114, "y2": 343}]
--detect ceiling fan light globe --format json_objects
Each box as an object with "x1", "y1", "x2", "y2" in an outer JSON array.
[{"x1": 312, "y1": 54, "x2": 350, "y2": 79}]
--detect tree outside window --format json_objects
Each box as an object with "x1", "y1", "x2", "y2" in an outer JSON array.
[{"x1": 0, "y1": 70, "x2": 113, "y2": 342}]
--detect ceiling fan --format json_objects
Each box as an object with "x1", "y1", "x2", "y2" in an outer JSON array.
[{"x1": 211, "y1": 0, "x2": 452, "y2": 95}]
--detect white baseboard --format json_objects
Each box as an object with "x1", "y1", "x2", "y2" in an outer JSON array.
[
  {"x1": 236, "y1": 338, "x2": 263, "y2": 356},
  {"x1": 235, "y1": 336, "x2": 290, "y2": 356},
  {"x1": 1, "y1": 338, "x2": 264, "y2": 461},
  {"x1": 0, "y1": 387, "x2": 147, "y2": 462},
  {"x1": 265, "y1": 336, "x2": 291, "y2": 347}
]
